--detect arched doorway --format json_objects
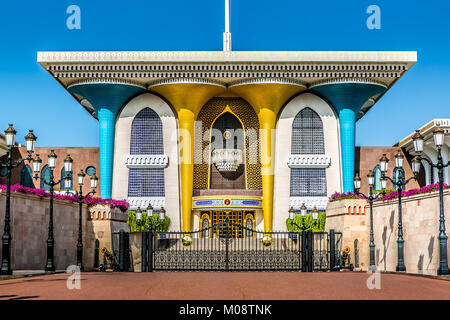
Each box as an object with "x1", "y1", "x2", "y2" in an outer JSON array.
[{"x1": 209, "y1": 112, "x2": 245, "y2": 189}]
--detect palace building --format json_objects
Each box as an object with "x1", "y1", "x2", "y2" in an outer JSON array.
[{"x1": 37, "y1": 50, "x2": 416, "y2": 233}]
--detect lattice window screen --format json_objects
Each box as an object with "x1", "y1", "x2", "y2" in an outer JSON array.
[
  {"x1": 128, "y1": 168, "x2": 165, "y2": 197},
  {"x1": 291, "y1": 107, "x2": 324, "y2": 155},
  {"x1": 290, "y1": 108, "x2": 327, "y2": 198},
  {"x1": 290, "y1": 168, "x2": 327, "y2": 197},
  {"x1": 130, "y1": 107, "x2": 163, "y2": 155},
  {"x1": 128, "y1": 107, "x2": 165, "y2": 197}
]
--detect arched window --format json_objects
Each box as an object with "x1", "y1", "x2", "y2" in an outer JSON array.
[
  {"x1": 373, "y1": 165, "x2": 382, "y2": 190},
  {"x1": 201, "y1": 215, "x2": 210, "y2": 238},
  {"x1": 393, "y1": 167, "x2": 406, "y2": 190},
  {"x1": 245, "y1": 216, "x2": 254, "y2": 238},
  {"x1": 20, "y1": 165, "x2": 34, "y2": 188},
  {"x1": 40, "y1": 165, "x2": 51, "y2": 191},
  {"x1": 128, "y1": 108, "x2": 165, "y2": 198},
  {"x1": 290, "y1": 108, "x2": 327, "y2": 197},
  {"x1": 291, "y1": 107, "x2": 324, "y2": 154},
  {"x1": 61, "y1": 167, "x2": 73, "y2": 191},
  {"x1": 209, "y1": 112, "x2": 245, "y2": 189},
  {"x1": 130, "y1": 107, "x2": 163, "y2": 155}
]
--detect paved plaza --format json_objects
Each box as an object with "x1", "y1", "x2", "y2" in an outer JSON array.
[{"x1": 0, "y1": 272, "x2": 448, "y2": 300}]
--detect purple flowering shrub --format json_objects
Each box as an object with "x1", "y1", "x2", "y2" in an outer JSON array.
[
  {"x1": 0, "y1": 184, "x2": 129, "y2": 212},
  {"x1": 329, "y1": 182, "x2": 450, "y2": 203}
]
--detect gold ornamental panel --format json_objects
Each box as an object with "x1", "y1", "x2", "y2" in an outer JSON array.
[{"x1": 193, "y1": 97, "x2": 262, "y2": 190}]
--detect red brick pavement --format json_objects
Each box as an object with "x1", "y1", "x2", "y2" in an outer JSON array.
[{"x1": 0, "y1": 272, "x2": 449, "y2": 300}]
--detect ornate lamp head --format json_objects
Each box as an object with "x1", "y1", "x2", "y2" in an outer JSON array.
[
  {"x1": 4, "y1": 124, "x2": 16, "y2": 147},
  {"x1": 353, "y1": 173, "x2": 361, "y2": 191},
  {"x1": 379, "y1": 154, "x2": 389, "y2": 173},
  {"x1": 433, "y1": 125, "x2": 445, "y2": 147},
  {"x1": 48, "y1": 150, "x2": 57, "y2": 169},
  {"x1": 136, "y1": 207, "x2": 142, "y2": 221},
  {"x1": 288, "y1": 207, "x2": 295, "y2": 221},
  {"x1": 412, "y1": 130, "x2": 424, "y2": 153},
  {"x1": 394, "y1": 150, "x2": 404, "y2": 168},
  {"x1": 25, "y1": 130, "x2": 37, "y2": 153},
  {"x1": 64, "y1": 155, "x2": 73, "y2": 172},
  {"x1": 367, "y1": 170, "x2": 375, "y2": 188},
  {"x1": 411, "y1": 156, "x2": 421, "y2": 175},
  {"x1": 300, "y1": 203, "x2": 307, "y2": 217}
]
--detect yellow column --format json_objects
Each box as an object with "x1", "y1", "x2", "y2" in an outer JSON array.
[
  {"x1": 258, "y1": 108, "x2": 277, "y2": 232},
  {"x1": 177, "y1": 108, "x2": 196, "y2": 233},
  {"x1": 149, "y1": 83, "x2": 225, "y2": 232},
  {"x1": 230, "y1": 83, "x2": 306, "y2": 232}
]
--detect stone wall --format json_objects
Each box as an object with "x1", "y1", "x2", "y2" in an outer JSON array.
[
  {"x1": 0, "y1": 190, "x2": 128, "y2": 271},
  {"x1": 325, "y1": 198, "x2": 369, "y2": 270},
  {"x1": 326, "y1": 191, "x2": 450, "y2": 275}
]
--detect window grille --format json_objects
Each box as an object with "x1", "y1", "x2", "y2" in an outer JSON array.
[
  {"x1": 128, "y1": 107, "x2": 165, "y2": 198},
  {"x1": 290, "y1": 168, "x2": 327, "y2": 197},
  {"x1": 40, "y1": 165, "x2": 51, "y2": 191},
  {"x1": 373, "y1": 165, "x2": 382, "y2": 190},
  {"x1": 130, "y1": 108, "x2": 163, "y2": 155},
  {"x1": 291, "y1": 107, "x2": 324, "y2": 155},
  {"x1": 128, "y1": 168, "x2": 165, "y2": 197},
  {"x1": 393, "y1": 167, "x2": 406, "y2": 190},
  {"x1": 290, "y1": 108, "x2": 327, "y2": 198},
  {"x1": 20, "y1": 165, "x2": 34, "y2": 188},
  {"x1": 61, "y1": 167, "x2": 73, "y2": 191}
]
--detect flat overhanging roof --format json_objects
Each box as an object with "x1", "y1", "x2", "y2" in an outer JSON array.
[{"x1": 37, "y1": 50, "x2": 417, "y2": 120}]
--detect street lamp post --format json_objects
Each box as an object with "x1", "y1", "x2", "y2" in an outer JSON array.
[
  {"x1": 353, "y1": 171, "x2": 386, "y2": 270},
  {"x1": 0, "y1": 125, "x2": 37, "y2": 275},
  {"x1": 72, "y1": 169, "x2": 98, "y2": 271},
  {"x1": 379, "y1": 151, "x2": 420, "y2": 272},
  {"x1": 411, "y1": 127, "x2": 449, "y2": 275},
  {"x1": 136, "y1": 204, "x2": 166, "y2": 232},
  {"x1": 136, "y1": 205, "x2": 166, "y2": 272},
  {"x1": 33, "y1": 150, "x2": 73, "y2": 272},
  {"x1": 288, "y1": 204, "x2": 319, "y2": 232},
  {"x1": 288, "y1": 204, "x2": 319, "y2": 272}
]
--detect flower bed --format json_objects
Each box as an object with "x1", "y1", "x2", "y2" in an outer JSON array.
[
  {"x1": 329, "y1": 182, "x2": 450, "y2": 203},
  {"x1": 0, "y1": 184, "x2": 129, "y2": 212}
]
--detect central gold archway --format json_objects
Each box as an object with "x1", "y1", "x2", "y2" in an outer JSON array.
[
  {"x1": 149, "y1": 79, "x2": 226, "y2": 232},
  {"x1": 230, "y1": 79, "x2": 307, "y2": 232}
]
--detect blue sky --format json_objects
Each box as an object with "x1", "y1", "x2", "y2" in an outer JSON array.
[{"x1": 1, "y1": 0, "x2": 449, "y2": 147}]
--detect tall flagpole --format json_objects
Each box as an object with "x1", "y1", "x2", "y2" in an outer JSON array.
[{"x1": 223, "y1": 0, "x2": 231, "y2": 51}]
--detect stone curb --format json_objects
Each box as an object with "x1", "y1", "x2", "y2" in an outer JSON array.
[
  {"x1": 378, "y1": 270, "x2": 450, "y2": 281},
  {"x1": 0, "y1": 270, "x2": 66, "y2": 281}
]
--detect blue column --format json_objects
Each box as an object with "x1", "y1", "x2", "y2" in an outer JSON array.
[
  {"x1": 311, "y1": 82, "x2": 386, "y2": 192},
  {"x1": 68, "y1": 83, "x2": 145, "y2": 198},
  {"x1": 98, "y1": 108, "x2": 116, "y2": 199},
  {"x1": 338, "y1": 108, "x2": 356, "y2": 193}
]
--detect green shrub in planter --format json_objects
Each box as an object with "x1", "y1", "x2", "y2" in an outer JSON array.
[
  {"x1": 127, "y1": 210, "x2": 170, "y2": 232},
  {"x1": 285, "y1": 212, "x2": 326, "y2": 233}
]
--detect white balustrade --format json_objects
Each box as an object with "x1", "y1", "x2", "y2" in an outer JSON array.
[
  {"x1": 287, "y1": 154, "x2": 331, "y2": 169},
  {"x1": 125, "y1": 154, "x2": 168, "y2": 169}
]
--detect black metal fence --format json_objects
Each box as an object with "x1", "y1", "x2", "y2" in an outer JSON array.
[{"x1": 128, "y1": 219, "x2": 345, "y2": 272}]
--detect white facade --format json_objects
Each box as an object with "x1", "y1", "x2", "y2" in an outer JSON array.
[
  {"x1": 112, "y1": 93, "x2": 181, "y2": 231},
  {"x1": 273, "y1": 93, "x2": 341, "y2": 230}
]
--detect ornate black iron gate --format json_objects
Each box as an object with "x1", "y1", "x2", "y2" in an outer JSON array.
[
  {"x1": 152, "y1": 219, "x2": 302, "y2": 271},
  {"x1": 135, "y1": 219, "x2": 344, "y2": 272}
]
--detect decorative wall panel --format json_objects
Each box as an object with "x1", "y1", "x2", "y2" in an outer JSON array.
[{"x1": 194, "y1": 97, "x2": 262, "y2": 190}]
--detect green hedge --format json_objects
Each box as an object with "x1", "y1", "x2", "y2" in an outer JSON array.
[
  {"x1": 127, "y1": 210, "x2": 171, "y2": 232},
  {"x1": 285, "y1": 212, "x2": 326, "y2": 233}
]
